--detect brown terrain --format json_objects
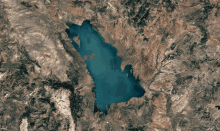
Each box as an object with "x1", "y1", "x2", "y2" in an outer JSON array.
[{"x1": 0, "y1": 0, "x2": 220, "y2": 130}]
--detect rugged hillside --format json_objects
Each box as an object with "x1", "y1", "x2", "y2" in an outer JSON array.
[{"x1": 0, "y1": 0, "x2": 220, "y2": 130}]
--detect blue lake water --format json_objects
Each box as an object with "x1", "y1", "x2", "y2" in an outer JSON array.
[{"x1": 66, "y1": 20, "x2": 145, "y2": 113}]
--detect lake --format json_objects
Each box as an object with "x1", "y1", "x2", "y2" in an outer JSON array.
[{"x1": 66, "y1": 20, "x2": 145, "y2": 113}]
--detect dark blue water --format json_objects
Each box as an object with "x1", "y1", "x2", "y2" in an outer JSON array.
[{"x1": 66, "y1": 20, "x2": 145, "y2": 113}]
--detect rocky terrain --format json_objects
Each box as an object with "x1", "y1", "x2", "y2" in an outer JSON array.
[{"x1": 0, "y1": 0, "x2": 220, "y2": 130}]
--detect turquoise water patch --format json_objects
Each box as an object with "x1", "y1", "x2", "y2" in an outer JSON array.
[{"x1": 66, "y1": 20, "x2": 145, "y2": 113}]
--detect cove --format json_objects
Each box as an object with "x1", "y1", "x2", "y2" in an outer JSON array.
[{"x1": 66, "y1": 20, "x2": 145, "y2": 113}]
